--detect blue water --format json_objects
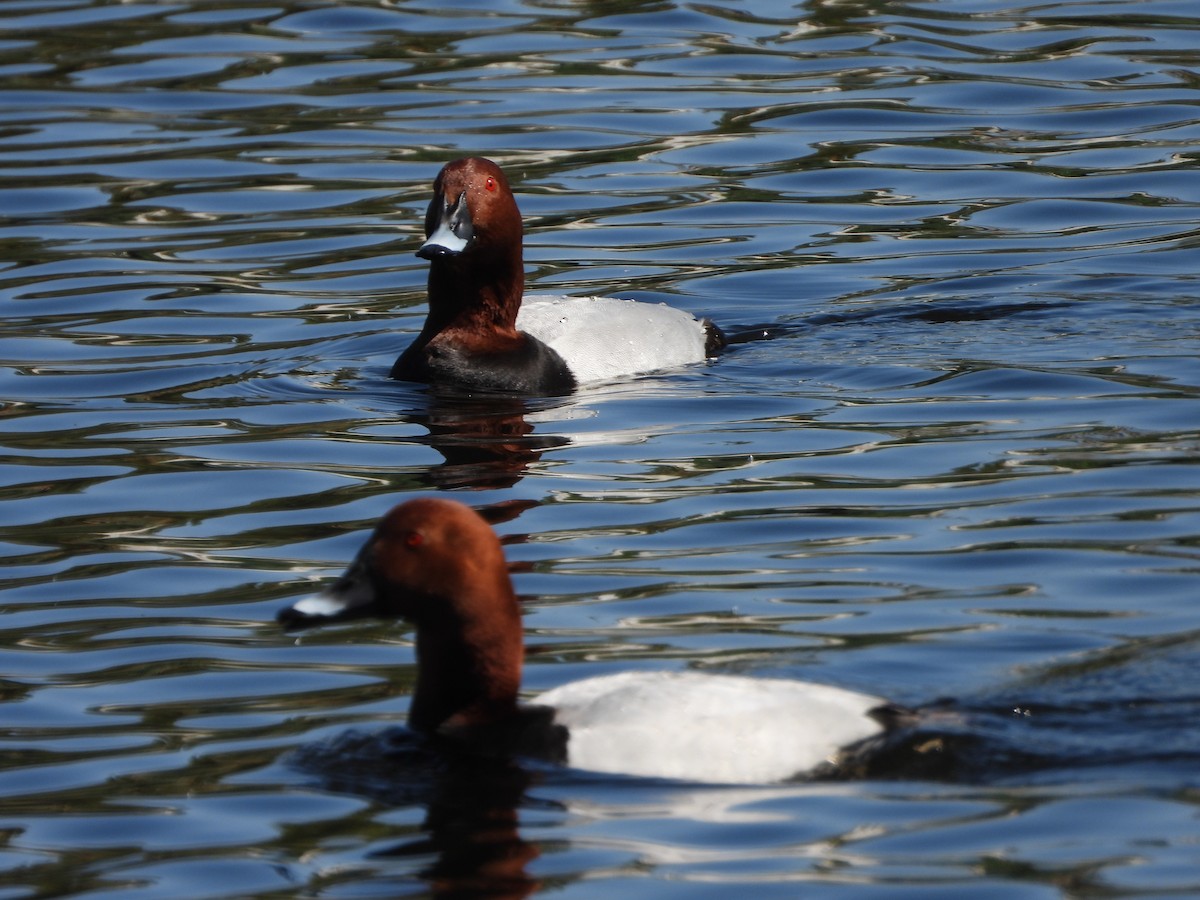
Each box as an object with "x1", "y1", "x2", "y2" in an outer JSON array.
[{"x1": 1, "y1": 0, "x2": 1199, "y2": 896}]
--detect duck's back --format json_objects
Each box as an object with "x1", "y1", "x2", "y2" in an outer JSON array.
[
  {"x1": 517, "y1": 295, "x2": 712, "y2": 384},
  {"x1": 535, "y1": 670, "x2": 886, "y2": 784}
]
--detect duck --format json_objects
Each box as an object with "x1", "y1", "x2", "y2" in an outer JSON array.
[
  {"x1": 278, "y1": 497, "x2": 905, "y2": 785},
  {"x1": 389, "y1": 157, "x2": 725, "y2": 395}
]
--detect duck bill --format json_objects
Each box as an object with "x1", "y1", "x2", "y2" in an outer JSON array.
[
  {"x1": 278, "y1": 557, "x2": 380, "y2": 628},
  {"x1": 417, "y1": 189, "x2": 474, "y2": 259}
]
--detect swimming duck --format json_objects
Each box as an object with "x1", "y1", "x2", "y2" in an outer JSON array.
[
  {"x1": 390, "y1": 157, "x2": 724, "y2": 395},
  {"x1": 279, "y1": 497, "x2": 900, "y2": 784}
]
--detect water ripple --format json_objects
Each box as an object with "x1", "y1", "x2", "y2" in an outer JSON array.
[{"x1": 1, "y1": 0, "x2": 1200, "y2": 897}]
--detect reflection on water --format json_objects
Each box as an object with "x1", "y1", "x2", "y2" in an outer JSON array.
[
  {"x1": 1, "y1": 0, "x2": 1199, "y2": 897},
  {"x1": 287, "y1": 729, "x2": 541, "y2": 898},
  {"x1": 412, "y1": 390, "x2": 573, "y2": 490}
]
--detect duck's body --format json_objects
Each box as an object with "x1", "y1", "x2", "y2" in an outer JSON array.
[
  {"x1": 537, "y1": 670, "x2": 885, "y2": 783},
  {"x1": 390, "y1": 157, "x2": 722, "y2": 395},
  {"x1": 279, "y1": 498, "x2": 894, "y2": 785},
  {"x1": 515, "y1": 295, "x2": 713, "y2": 385}
]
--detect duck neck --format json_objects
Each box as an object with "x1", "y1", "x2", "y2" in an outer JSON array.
[
  {"x1": 423, "y1": 252, "x2": 525, "y2": 339},
  {"x1": 407, "y1": 584, "x2": 524, "y2": 735}
]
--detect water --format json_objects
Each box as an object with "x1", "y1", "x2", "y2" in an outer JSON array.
[{"x1": 1, "y1": 0, "x2": 1199, "y2": 896}]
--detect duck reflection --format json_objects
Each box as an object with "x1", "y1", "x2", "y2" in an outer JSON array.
[
  {"x1": 290, "y1": 728, "x2": 543, "y2": 898},
  {"x1": 410, "y1": 387, "x2": 570, "y2": 490}
]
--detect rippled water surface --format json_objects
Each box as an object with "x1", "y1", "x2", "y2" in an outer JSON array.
[{"x1": 2, "y1": 0, "x2": 1199, "y2": 896}]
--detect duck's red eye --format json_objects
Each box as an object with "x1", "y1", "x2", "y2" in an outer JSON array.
[
  {"x1": 405, "y1": 531, "x2": 424, "y2": 549},
  {"x1": 485, "y1": 176, "x2": 497, "y2": 192}
]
